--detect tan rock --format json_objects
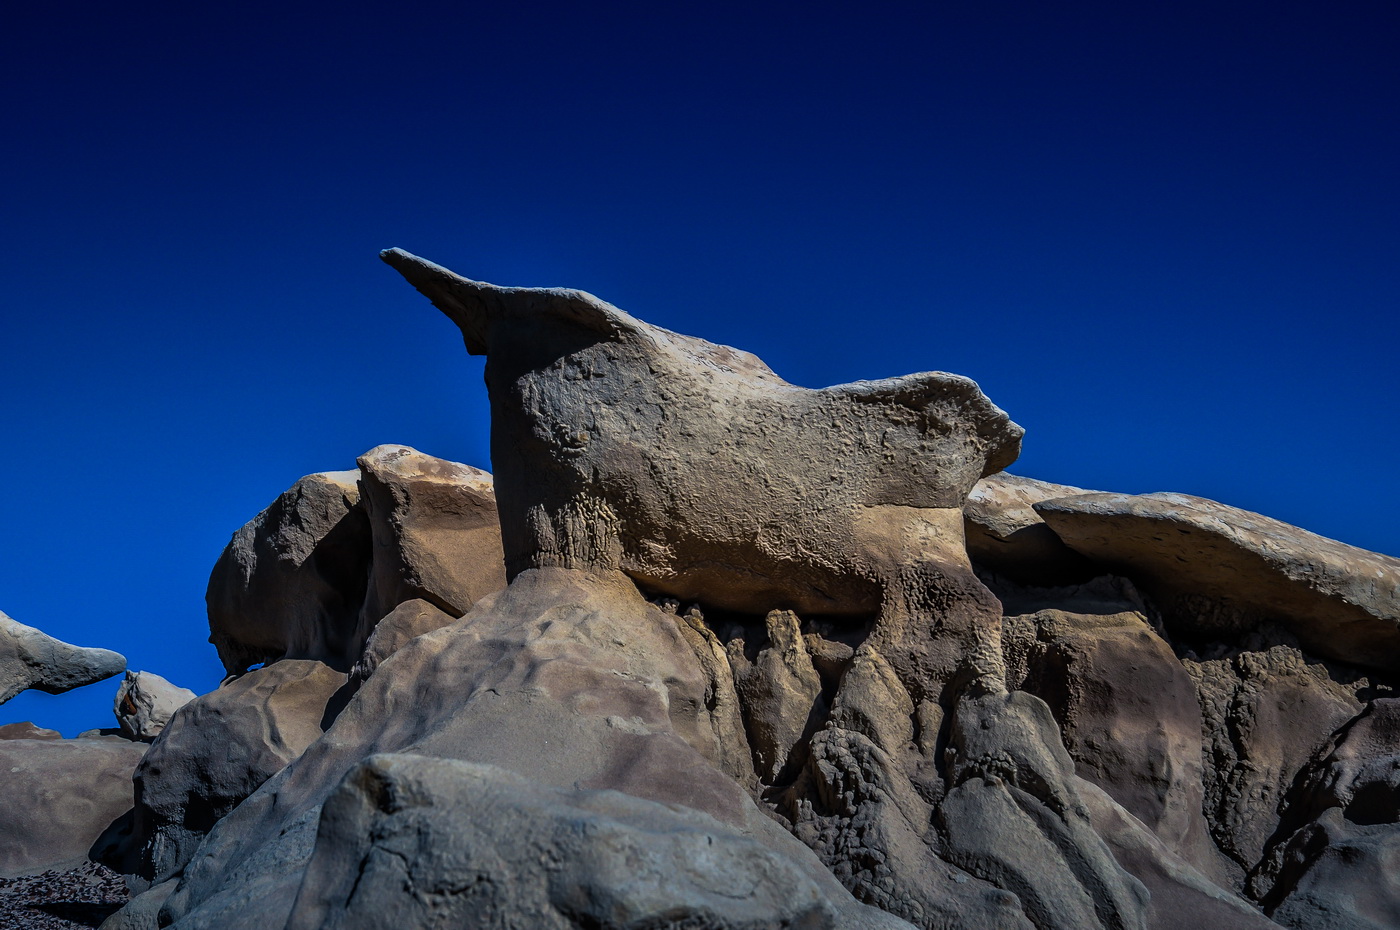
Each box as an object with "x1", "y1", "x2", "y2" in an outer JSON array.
[
  {"x1": 964, "y1": 473, "x2": 1098, "y2": 585},
  {"x1": 1034, "y1": 492, "x2": 1400, "y2": 672},
  {"x1": 114, "y1": 670, "x2": 196, "y2": 741},
  {"x1": 348, "y1": 597, "x2": 455, "y2": 683},
  {"x1": 355, "y1": 443, "x2": 506, "y2": 629}
]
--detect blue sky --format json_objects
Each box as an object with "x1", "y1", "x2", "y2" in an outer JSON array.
[{"x1": 3, "y1": 3, "x2": 1396, "y2": 734}]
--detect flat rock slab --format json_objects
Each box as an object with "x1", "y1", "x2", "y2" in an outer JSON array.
[
  {"x1": 964, "y1": 473, "x2": 1099, "y2": 585},
  {"x1": 1034, "y1": 492, "x2": 1400, "y2": 671}
]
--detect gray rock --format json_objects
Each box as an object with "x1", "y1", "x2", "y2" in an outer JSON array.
[
  {"x1": 206, "y1": 470, "x2": 370, "y2": 675},
  {"x1": 0, "y1": 609, "x2": 125, "y2": 704},
  {"x1": 1264, "y1": 810, "x2": 1400, "y2": 930},
  {"x1": 120, "y1": 658, "x2": 348, "y2": 884},
  {"x1": 348, "y1": 597, "x2": 455, "y2": 682},
  {"x1": 0, "y1": 736, "x2": 146, "y2": 877},
  {"x1": 1033, "y1": 492, "x2": 1400, "y2": 673},
  {"x1": 97, "y1": 879, "x2": 176, "y2": 930},
  {"x1": 158, "y1": 568, "x2": 909, "y2": 930},
  {"x1": 285, "y1": 753, "x2": 902, "y2": 930},
  {"x1": 964, "y1": 473, "x2": 1099, "y2": 585},
  {"x1": 114, "y1": 670, "x2": 196, "y2": 741}
]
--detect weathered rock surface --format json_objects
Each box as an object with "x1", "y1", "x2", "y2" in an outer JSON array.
[
  {"x1": 0, "y1": 609, "x2": 125, "y2": 704},
  {"x1": 206, "y1": 471, "x2": 370, "y2": 674},
  {"x1": 1186, "y1": 645, "x2": 1362, "y2": 880},
  {"x1": 348, "y1": 597, "x2": 455, "y2": 682},
  {"x1": 114, "y1": 670, "x2": 196, "y2": 741},
  {"x1": 381, "y1": 248, "x2": 1021, "y2": 625},
  {"x1": 355, "y1": 444, "x2": 505, "y2": 629},
  {"x1": 1000, "y1": 587, "x2": 1229, "y2": 883},
  {"x1": 0, "y1": 736, "x2": 146, "y2": 877},
  {"x1": 286, "y1": 753, "x2": 896, "y2": 930},
  {"x1": 965, "y1": 473, "x2": 1099, "y2": 585},
  {"x1": 118, "y1": 659, "x2": 348, "y2": 884},
  {"x1": 1034, "y1": 492, "x2": 1400, "y2": 672},
  {"x1": 152, "y1": 568, "x2": 911, "y2": 930}
]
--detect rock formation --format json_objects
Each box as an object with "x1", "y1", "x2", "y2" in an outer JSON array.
[
  {"x1": 0, "y1": 609, "x2": 125, "y2": 704},
  {"x1": 114, "y1": 670, "x2": 196, "y2": 742},
  {"x1": 13, "y1": 250, "x2": 1394, "y2": 930}
]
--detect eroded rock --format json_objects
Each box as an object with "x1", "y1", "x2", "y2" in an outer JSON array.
[
  {"x1": 0, "y1": 609, "x2": 125, "y2": 704},
  {"x1": 1034, "y1": 492, "x2": 1400, "y2": 673},
  {"x1": 965, "y1": 473, "x2": 1099, "y2": 585},
  {"x1": 114, "y1": 670, "x2": 196, "y2": 742}
]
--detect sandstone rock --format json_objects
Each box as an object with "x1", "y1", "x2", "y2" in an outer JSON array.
[
  {"x1": 348, "y1": 597, "x2": 455, "y2": 683},
  {"x1": 1034, "y1": 492, "x2": 1400, "y2": 672},
  {"x1": 1262, "y1": 810, "x2": 1400, "y2": 930},
  {"x1": 355, "y1": 444, "x2": 506, "y2": 633},
  {"x1": 0, "y1": 736, "x2": 146, "y2": 877},
  {"x1": 938, "y1": 689, "x2": 1151, "y2": 930},
  {"x1": 206, "y1": 470, "x2": 370, "y2": 674},
  {"x1": 0, "y1": 609, "x2": 125, "y2": 704},
  {"x1": 285, "y1": 753, "x2": 901, "y2": 930},
  {"x1": 964, "y1": 473, "x2": 1099, "y2": 585},
  {"x1": 97, "y1": 878, "x2": 176, "y2": 930},
  {"x1": 1001, "y1": 601, "x2": 1229, "y2": 882},
  {"x1": 114, "y1": 670, "x2": 196, "y2": 741},
  {"x1": 0, "y1": 721, "x2": 61, "y2": 740},
  {"x1": 1186, "y1": 645, "x2": 1361, "y2": 880},
  {"x1": 1076, "y1": 779, "x2": 1278, "y2": 930},
  {"x1": 726, "y1": 609, "x2": 827, "y2": 783},
  {"x1": 120, "y1": 658, "x2": 348, "y2": 883},
  {"x1": 157, "y1": 569, "x2": 911, "y2": 930},
  {"x1": 381, "y1": 249, "x2": 1020, "y2": 625}
]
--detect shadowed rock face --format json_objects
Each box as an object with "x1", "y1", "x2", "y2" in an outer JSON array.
[{"x1": 381, "y1": 248, "x2": 1023, "y2": 621}]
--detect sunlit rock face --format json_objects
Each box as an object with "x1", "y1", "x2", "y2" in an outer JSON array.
[{"x1": 382, "y1": 248, "x2": 1022, "y2": 620}]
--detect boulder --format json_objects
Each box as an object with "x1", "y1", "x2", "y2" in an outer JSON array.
[
  {"x1": 285, "y1": 753, "x2": 901, "y2": 930},
  {"x1": 355, "y1": 444, "x2": 506, "y2": 631},
  {"x1": 155, "y1": 569, "x2": 911, "y2": 930},
  {"x1": 120, "y1": 659, "x2": 348, "y2": 883},
  {"x1": 348, "y1": 597, "x2": 455, "y2": 682},
  {"x1": 0, "y1": 609, "x2": 125, "y2": 704},
  {"x1": 964, "y1": 473, "x2": 1099, "y2": 585},
  {"x1": 206, "y1": 470, "x2": 370, "y2": 674},
  {"x1": 0, "y1": 736, "x2": 146, "y2": 877},
  {"x1": 1033, "y1": 492, "x2": 1400, "y2": 672},
  {"x1": 114, "y1": 670, "x2": 196, "y2": 741}
]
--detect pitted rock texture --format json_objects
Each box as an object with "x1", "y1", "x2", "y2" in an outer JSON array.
[
  {"x1": 0, "y1": 610, "x2": 125, "y2": 705},
  {"x1": 285, "y1": 753, "x2": 902, "y2": 930},
  {"x1": 382, "y1": 248, "x2": 1022, "y2": 621},
  {"x1": 0, "y1": 736, "x2": 146, "y2": 877},
  {"x1": 151, "y1": 568, "x2": 910, "y2": 930},
  {"x1": 964, "y1": 473, "x2": 1099, "y2": 585},
  {"x1": 114, "y1": 670, "x2": 196, "y2": 741},
  {"x1": 1034, "y1": 492, "x2": 1400, "y2": 672}
]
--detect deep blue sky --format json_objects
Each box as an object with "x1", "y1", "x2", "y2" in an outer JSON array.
[{"x1": 3, "y1": 3, "x2": 1396, "y2": 734}]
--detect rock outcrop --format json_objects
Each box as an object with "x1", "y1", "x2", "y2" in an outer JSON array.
[
  {"x1": 75, "y1": 252, "x2": 1400, "y2": 930},
  {"x1": 1034, "y1": 492, "x2": 1400, "y2": 672},
  {"x1": 114, "y1": 670, "x2": 196, "y2": 742},
  {"x1": 0, "y1": 609, "x2": 125, "y2": 704},
  {"x1": 0, "y1": 735, "x2": 146, "y2": 877}
]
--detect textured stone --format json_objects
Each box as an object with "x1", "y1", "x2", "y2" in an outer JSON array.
[
  {"x1": 355, "y1": 444, "x2": 506, "y2": 633},
  {"x1": 0, "y1": 721, "x2": 61, "y2": 740},
  {"x1": 206, "y1": 471, "x2": 370, "y2": 674},
  {"x1": 1034, "y1": 492, "x2": 1400, "y2": 672},
  {"x1": 348, "y1": 597, "x2": 455, "y2": 683},
  {"x1": 285, "y1": 753, "x2": 895, "y2": 930},
  {"x1": 0, "y1": 609, "x2": 125, "y2": 704},
  {"x1": 0, "y1": 736, "x2": 146, "y2": 877},
  {"x1": 114, "y1": 670, "x2": 196, "y2": 742},
  {"x1": 157, "y1": 569, "x2": 908, "y2": 930},
  {"x1": 964, "y1": 473, "x2": 1099, "y2": 585},
  {"x1": 120, "y1": 659, "x2": 348, "y2": 884},
  {"x1": 726, "y1": 609, "x2": 827, "y2": 783}
]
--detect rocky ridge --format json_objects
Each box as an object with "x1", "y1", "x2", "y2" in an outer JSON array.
[{"x1": 3, "y1": 251, "x2": 1397, "y2": 930}]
